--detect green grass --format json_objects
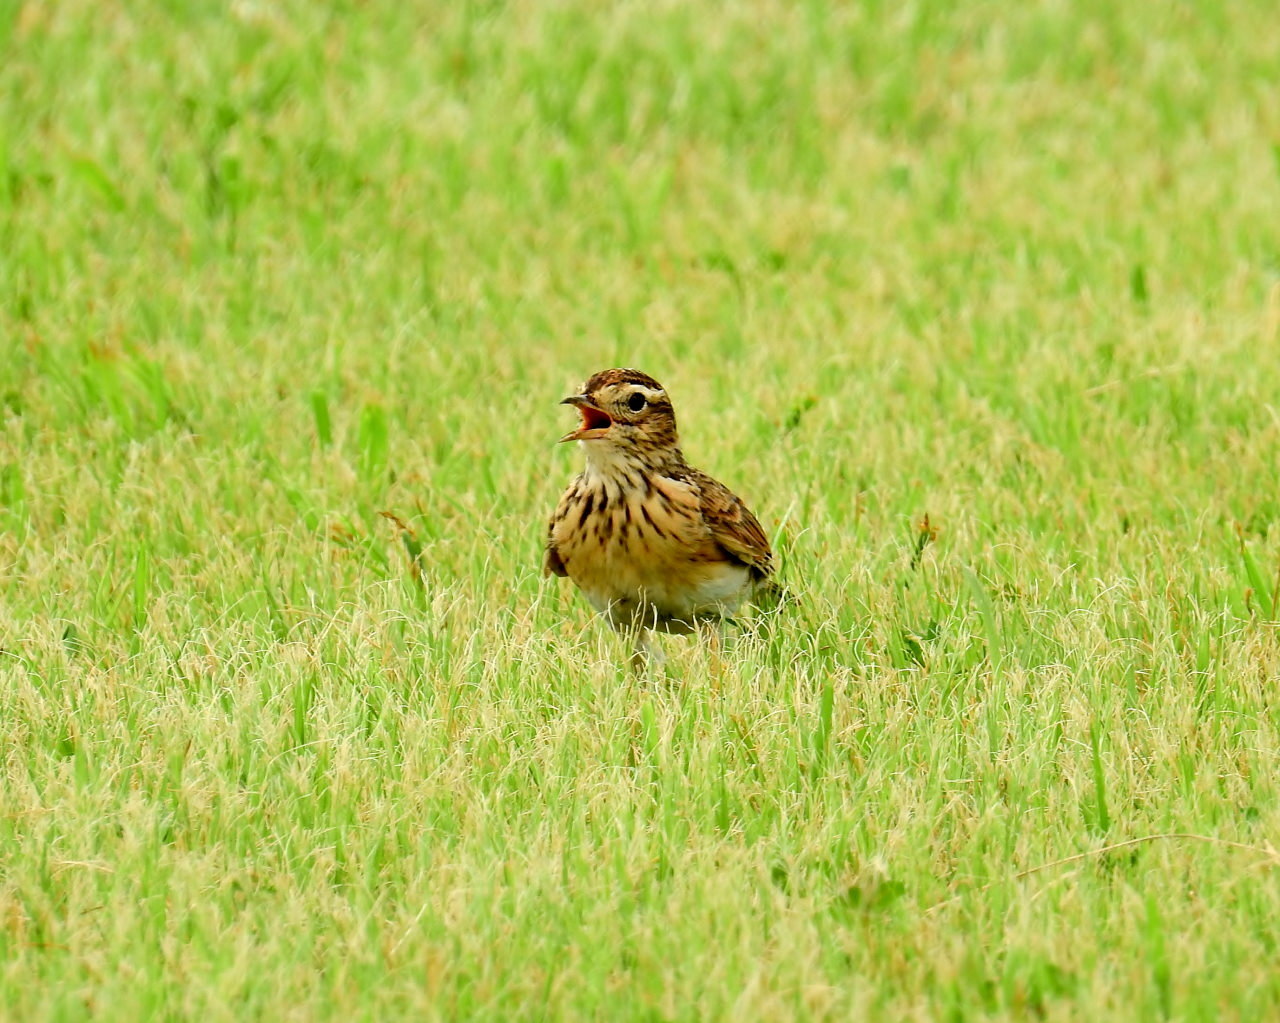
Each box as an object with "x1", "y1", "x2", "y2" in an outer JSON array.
[{"x1": 3, "y1": 0, "x2": 1280, "y2": 1018}]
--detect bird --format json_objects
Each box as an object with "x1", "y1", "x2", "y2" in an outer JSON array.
[{"x1": 544, "y1": 367, "x2": 779, "y2": 668}]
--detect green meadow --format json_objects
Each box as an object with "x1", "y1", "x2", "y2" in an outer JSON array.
[{"x1": 3, "y1": 1, "x2": 1280, "y2": 1018}]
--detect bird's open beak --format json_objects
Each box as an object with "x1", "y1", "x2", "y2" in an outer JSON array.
[{"x1": 559, "y1": 395, "x2": 613, "y2": 442}]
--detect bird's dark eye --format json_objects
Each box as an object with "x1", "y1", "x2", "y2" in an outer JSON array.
[{"x1": 627, "y1": 392, "x2": 647, "y2": 413}]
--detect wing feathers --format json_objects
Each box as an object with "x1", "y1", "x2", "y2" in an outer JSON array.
[{"x1": 686, "y1": 469, "x2": 775, "y2": 580}]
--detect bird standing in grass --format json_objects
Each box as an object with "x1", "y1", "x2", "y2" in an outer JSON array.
[{"x1": 544, "y1": 368, "x2": 779, "y2": 668}]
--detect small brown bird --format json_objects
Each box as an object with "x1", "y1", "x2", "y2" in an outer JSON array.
[{"x1": 544, "y1": 368, "x2": 778, "y2": 666}]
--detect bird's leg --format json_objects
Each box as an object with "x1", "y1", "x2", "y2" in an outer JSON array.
[
  {"x1": 698, "y1": 620, "x2": 727, "y2": 689},
  {"x1": 629, "y1": 628, "x2": 661, "y2": 676}
]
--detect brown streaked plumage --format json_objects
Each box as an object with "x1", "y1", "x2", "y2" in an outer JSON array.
[{"x1": 544, "y1": 368, "x2": 779, "y2": 665}]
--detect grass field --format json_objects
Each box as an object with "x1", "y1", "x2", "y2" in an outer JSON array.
[{"x1": 3, "y1": 0, "x2": 1280, "y2": 1018}]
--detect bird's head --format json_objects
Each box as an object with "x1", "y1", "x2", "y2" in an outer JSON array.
[{"x1": 559, "y1": 368, "x2": 680, "y2": 463}]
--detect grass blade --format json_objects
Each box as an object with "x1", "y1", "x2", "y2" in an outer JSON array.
[
  {"x1": 1089, "y1": 722, "x2": 1112, "y2": 835},
  {"x1": 964, "y1": 568, "x2": 1003, "y2": 673},
  {"x1": 310, "y1": 390, "x2": 333, "y2": 448}
]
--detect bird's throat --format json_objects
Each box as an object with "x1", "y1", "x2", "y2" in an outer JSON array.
[{"x1": 581, "y1": 440, "x2": 684, "y2": 481}]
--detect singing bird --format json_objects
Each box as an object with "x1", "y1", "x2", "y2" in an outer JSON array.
[{"x1": 544, "y1": 368, "x2": 779, "y2": 666}]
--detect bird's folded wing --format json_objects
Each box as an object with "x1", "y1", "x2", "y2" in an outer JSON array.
[
  {"x1": 544, "y1": 519, "x2": 569, "y2": 577},
  {"x1": 691, "y1": 470, "x2": 775, "y2": 580},
  {"x1": 544, "y1": 543, "x2": 567, "y2": 577},
  {"x1": 544, "y1": 478, "x2": 581, "y2": 578}
]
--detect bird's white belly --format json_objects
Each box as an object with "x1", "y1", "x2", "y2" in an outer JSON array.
[{"x1": 579, "y1": 557, "x2": 751, "y2": 622}]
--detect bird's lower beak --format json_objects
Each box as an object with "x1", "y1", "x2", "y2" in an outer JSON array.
[{"x1": 559, "y1": 396, "x2": 613, "y2": 442}]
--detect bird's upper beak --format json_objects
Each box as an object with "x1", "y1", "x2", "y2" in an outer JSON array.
[{"x1": 559, "y1": 395, "x2": 613, "y2": 442}]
